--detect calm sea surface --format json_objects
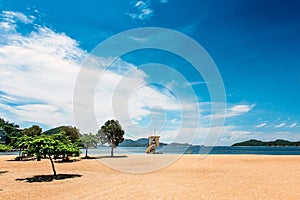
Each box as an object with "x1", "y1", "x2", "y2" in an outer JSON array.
[{"x1": 2, "y1": 146, "x2": 300, "y2": 156}]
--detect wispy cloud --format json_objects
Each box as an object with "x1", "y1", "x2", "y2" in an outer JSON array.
[
  {"x1": 290, "y1": 122, "x2": 297, "y2": 128},
  {"x1": 2, "y1": 11, "x2": 34, "y2": 24},
  {"x1": 256, "y1": 122, "x2": 267, "y2": 128},
  {"x1": 127, "y1": 0, "x2": 153, "y2": 20},
  {"x1": 183, "y1": 81, "x2": 206, "y2": 87},
  {"x1": 127, "y1": 0, "x2": 169, "y2": 21},
  {"x1": 0, "y1": 13, "x2": 85, "y2": 127},
  {"x1": 275, "y1": 123, "x2": 286, "y2": 128},
  {"x1": 0, "y1": 11, "x2": 34, "y2": 32},
  {"x1": 225, "y1": 104, "x2": 255, "y2": 118}
]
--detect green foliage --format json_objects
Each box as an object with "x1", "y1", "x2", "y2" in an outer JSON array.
[
  {"x1": 80, "y1": 133, "x2": 99, "y2": 157},
  {"x1": 27, "y1": 133, "x2": 80, "y2": 160},
  {"x1": 0, "y1": 118, "x2": 22, "y2": 144},
  {"x1": 97, "y1": 119, "x2": 124, "y2": 156},
  {"x1": 14, "y1": 135, "x2": 32, "y2": 150},
  {"x1": 26, "y1": 132, "x2": 81, "y2": 175},
  {"x1": 0, "y1": 144, "x2": 13, "y2": 152},
  {"x1": 43, "y1": 126, "x2": 80, "y2": 143},
  {"x1": 22, "y1": 125, "x2": 42, "y2": 137},
  {"x1": 81, "y1": 133, "x2": 99, "y2": 148},
  {"x1": 51, "y1": 131, "x2": 70, "y2": 143}
]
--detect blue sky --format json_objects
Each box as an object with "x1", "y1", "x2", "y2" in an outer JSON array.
[{"x1": 0, "y1": 0, "x2": 300, "y2": 145}]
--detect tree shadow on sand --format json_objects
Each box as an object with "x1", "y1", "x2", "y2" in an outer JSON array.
[
  {"x1": 54, "y1": 158, "x2": 81, "y2": 163},
  {"x1": 0, "y1": 170, "x2": 8, "y2": 174},
  {"x1": 94, "y1": 155, "x2": 127, "y2": 159},
  {"x1": 6, "y1": 156, "x2": 36, "y2": 162},
  {"x1": 81, "y1": 156, "x2": 97, "y2": 159},
  {"x1": 16, "y1": 174, "x2": 82, "y2": 183}
]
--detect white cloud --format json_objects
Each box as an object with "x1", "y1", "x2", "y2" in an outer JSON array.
[
  {"x1": 256, "y1": 122, "x2": 267, "y2": 128},
  {"x1": 2, "y1": 11, "x2": 34, "y2": 24},
  {"x1": 290, "y1": 123, "x2": 297, "y2": 128},
  {"x1": 135, "y1": 1, "x2": 148, "y2": 8},
  {"x1": 128, "y1": 0, "x2": 154, "y2": 20},
  {"x1": 0, "y1": 11, "x2": 263, "y2": 146},
  {"x1": 0, "y1": 15, "x2": 85, "y2": 128},
  {"x1": 0, "y1": 11, "x2": 34, "y2": 31},
  {"x1": 226, "y1": 104, "x2": 255, "y2": 117},
  {"x1": 0, "y1": 11, "x2": 195, "y2": 136},
  {"x1": 212, "y1": 104, "x2": 254, "y2": 119},
  {"x1": 0, "y1": 103, "x2": 67, "y2": 127},
  {"x1": 275, "y1": 123, "x2": 286, "y2": 128},
  {"x1": 230, "y1": 104, "x2": 254, "y2": 113}
]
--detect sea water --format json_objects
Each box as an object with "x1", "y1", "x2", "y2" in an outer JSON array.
[
  {"x1": 81, "y1": 146, "x2": 300, "y2": 155},
  {"x1": 1, "y1": 146, "x2": 300, "y2": 156}
]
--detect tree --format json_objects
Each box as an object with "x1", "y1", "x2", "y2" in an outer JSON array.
[
  {"x1": 27, "y1": 134, "x2": 80, "y2": 176},
  {"x1": 80, "y1": 133, "x2": 99, "y2": 158},
  {"x1": 14, "y1": 135, "x2": 32, "y2": 159},
  {"x1": 97, "y1": 120, "x2": 124, "y2": 157},
  {"x1": 22, "y1": 125, "x2": 42, "y2": 137},
  {"x1": 50, "y1": 131, "x2": 80, "y2": 159},
  {"x1": 60, "y1": 126, "x2": 80, "y2": 143},
  {"x1": 0, "y1": 118, "x2": 22, "y2": 144}
]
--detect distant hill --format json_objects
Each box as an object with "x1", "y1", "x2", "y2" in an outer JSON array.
[
  {"x1": 167, "y1": 142, "x2": 192, "y2": 147},
  {"x1": 119, "y1": 138, "x2": 167, "y2": 147},
  {"x1": 232, "y1": 139, "x2": 300, "y2": 147},
  {"x1": 43, "y1": 126, "x2": 80, "y2": 143},
  {"x1": 43, "y1": 126, "x2": 64, "y2": 135}
]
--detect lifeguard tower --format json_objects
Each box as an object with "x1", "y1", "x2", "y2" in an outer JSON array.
[{"x1": 146, "y1": 136, "x2": 160, "y2": 154}]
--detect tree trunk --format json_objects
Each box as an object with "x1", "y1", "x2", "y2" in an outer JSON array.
[
  {"x1": 110, "y1": 141, "x2": 114, "y2": 157},
  {"x1": 19, "y1": 148, "x2": 22, "y2": 160},
  {"x1": 85, "y1": 147, "x2": 88, "y2": 158},
  {"x1": 49, "y1": 155, "x2": 56, "y2": 176},
  {"x1": 36, "y1": 154, "x2": 41, "y2": 161}
]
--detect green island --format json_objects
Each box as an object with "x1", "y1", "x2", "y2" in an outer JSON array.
[{"x1": 232, "y1": 139, "x2": 300, "y2": 147}]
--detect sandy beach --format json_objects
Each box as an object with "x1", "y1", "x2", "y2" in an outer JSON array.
[{"x1": 1, "y1": 154, "x2": 300, "y2": 199}]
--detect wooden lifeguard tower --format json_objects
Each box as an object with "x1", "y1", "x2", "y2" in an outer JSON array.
[{"x1": 146, "y1": 136, "x2": 160, "y2": 154}]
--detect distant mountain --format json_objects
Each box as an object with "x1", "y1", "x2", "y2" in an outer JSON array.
[
  {"x1": 43, "y1": 126, "x2": 80, "y2": 143},
  {"x1": 167, "y1": 142, "x2": 192, "y2": 147},
  {"x1": 119, "y1": 138, "x2": 167, "y2": 147},
  {"x1": 232, "y1": 139, "x2": 300, "y2": 147},
  {"x1": 43, "y1": 126, "x2": 65, "y2": 135}
]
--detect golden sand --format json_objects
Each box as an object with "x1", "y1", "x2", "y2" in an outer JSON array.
[{"x1": 1, "y1": 154, "x2": 300, "y2": 199}]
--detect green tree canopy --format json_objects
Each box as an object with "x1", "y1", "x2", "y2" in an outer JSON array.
[
  {"x1": 22, "y1": 125, "x2": 42, "y2": 137},
  {"x1": 80, "y1": 133, "x2": 99, "y2": 158},
  {"x1": 27, "y1": 133, "x2": 80, "y2": 176},
  {"x1": 97, "y1": 120, "x2": 124, "y2": 157},
  {"x1": 14, "y1": 135, "x2": 32, "y2": 158},
  {"x1": 0, "y1": 118, "x2": 22, "y2": 144}
]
